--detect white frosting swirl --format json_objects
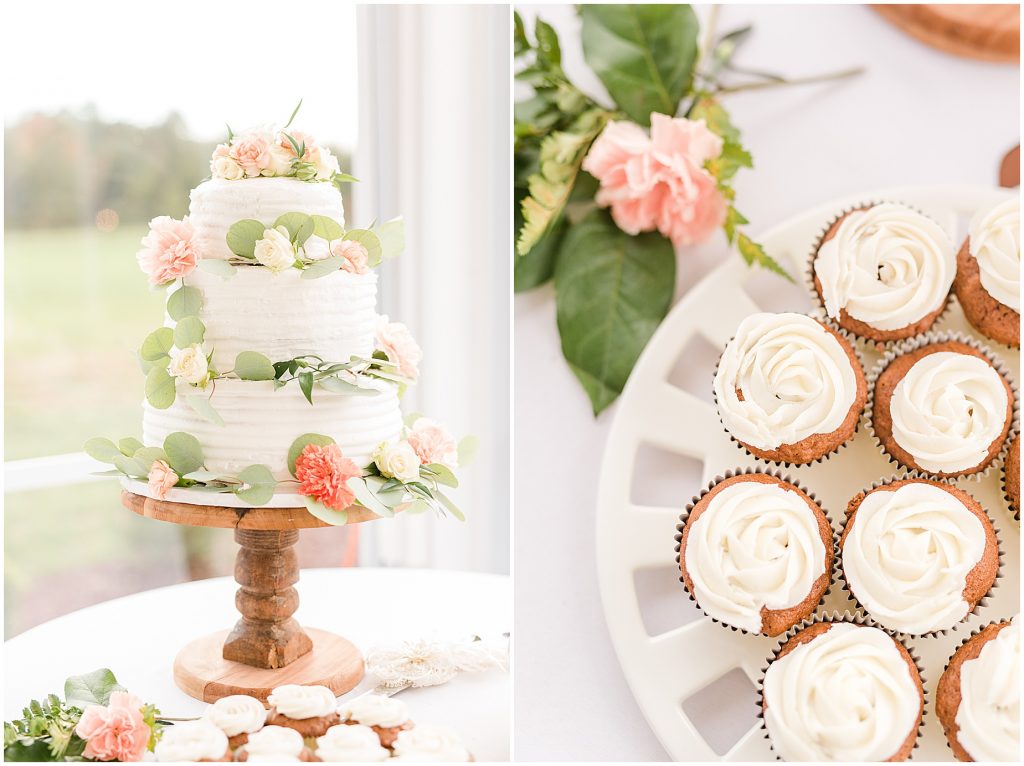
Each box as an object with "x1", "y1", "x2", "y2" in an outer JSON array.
[
  {"x1": 957, "y1": 617, "x2": 1020, "y2": 762},
  {"x1": 843, "y1": 482, "x2": 986, "y2": 634},
  {"x1": 242, "y1": 725, "x2": 305, "y2": 759},
  {"x1": 340, "y1": 695, "x2": 410, "y2": 728},
  {"x1": 203, "y1": 694, "x2": 267, "y2": 736},
  {"x1": 684, "y1": 480, "x2": 827, "y2": 633},
  {"x1": 267, "y1": 684, "x2": 337, "y2": 720},
  {"x1": 315, "y1": 724, "x2": 390, "y2": 762},
  {"x1": 969, "y1": 197, "x2": 1020, "y2": 311},
  {"x1": 764, "y1": 624, "x2": 920, "y2": 761},
  {"x1": 815, "y1": 203, "x2": 954, "y2": 330},
  {"x1": 392, "y1": 725, "x2": 471, "y2": 762},
  {"x1": 890, "y1": 351, "x2": 1009, "y2": 473},
  {"x1": 154, "y1": 720, "x2": 229, "y2": 762},
  {"x1": 713, "y1": 312, "x2": 858, "y2": 450}
]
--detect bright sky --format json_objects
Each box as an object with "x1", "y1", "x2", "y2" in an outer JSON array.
[{"x1": 3, "y1": 1, "x2": 359, "y2": 149}]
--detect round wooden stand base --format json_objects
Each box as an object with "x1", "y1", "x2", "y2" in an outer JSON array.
[{"x1": 174, "y1": 628, "x2": 365, "y2": 705}]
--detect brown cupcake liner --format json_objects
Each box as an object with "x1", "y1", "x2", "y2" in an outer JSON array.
[
  {"x1": 673, "y1": 468, "x2": 838, "y2": 638},
  {"x1": 1000, "y1": 443, "x2": 1021, "y2": 523},
  {"x1": 865, "y1": 329, "x2": 1020, "y2": 482},
  {"x1": 755, "y1": 609, "x2": 926, "y2": 762},
  {"x1": 835, "y1": 476, "x2": 1006, "y2": 639},
  {"x1": 712, "y1": 318, "x2": 868, "y2": 468},
  {"x1": 805, "y1": 200, "x2": 956, "y2": 351}
]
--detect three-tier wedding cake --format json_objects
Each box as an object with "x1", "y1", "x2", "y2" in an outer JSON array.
[{"x1": 87, "y1": 118, "x2": 469, "y2": 524}]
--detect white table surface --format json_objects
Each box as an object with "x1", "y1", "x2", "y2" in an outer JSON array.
[
  {"x1": 4, "y1": 567, "x2": 510, "y2": 762},
  {"x1": 514, "y1": 4, "x2": 1020, "y2": 761}
]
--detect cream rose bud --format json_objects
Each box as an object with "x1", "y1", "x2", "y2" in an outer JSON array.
[
  {"x1": 168, "y1": 344, "x2": 209, "y2": 385},
  {"x1": 315, "y1": 148, "x2": 341, "y2": 180},
  {"x1": 254, "y1": 226, "x2": 296, "y2": 272},
  {"x1": 211, "y1": 154, "x2": 245, "y2": 181},
  {"x1": 373, "y1": 441, "x2": 421, "y2": 482},
  {"x1": 265, "y1": 142, "x2": 295, "y2": 177}
]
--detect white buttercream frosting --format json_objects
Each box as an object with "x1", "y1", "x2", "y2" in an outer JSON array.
[
  {"x1": 843, "y1": 482, "x2": 986, "y2": 634},
  {"x1": 143, "y1": 378, "x2": 402, "y2": 478},
  {"x1": 684, "y1": 480, "x2": 827, "y2": 633},
  {"x1": 764, "y1": 623, "x2": 920, "y2": 761},
  {"x1": 154, "y1": 720, "x2": 229, "y2": 762},
  {"x1": 713, "y1": 312, "x2": 858, "y2": 450},
  {"x1": 189, "y1": 177, "x2": 344, "y2": 262},
  {"x1": 315, "y1": 724, "x2": 390, "y2": 762},
  {"x1": 392, "y1": 725, "x2": 471, "y2": 762},
  {"x1": 242, "y1": 725, "x2": 305, "y2": 759},
  {"x1": 815, "y1": 203, "x2": 954, "y2": 331},
  {"x1": 203, "y1": 694, "x2": 266, "y2": 736},
  {"x1": 268, "y1": 684, "x2": 337, "y2": 720},
  {"x1": 178, "y1": 267, "x2": 379, "y2": 371},
  {"x1": 339, "y1": 695, "x2": 410, "y2": 728},
  {"x1": 957, "y1": 617, "x2": 1020, "y2": 762},
  {"x1": 969, "y1": 198, "x2": 1020, "y2": 311},
  {"x1": 890, "y1": 351, "x2": 1009, "y2": 473}
]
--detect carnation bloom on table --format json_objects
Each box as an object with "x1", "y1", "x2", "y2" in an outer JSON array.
[
  {"x1": 74, "y1": 691, "x2": 151, "y2": 762},
  {"x1": 407, "y1": 418, "x2": 458, "y2": 468},
  {"x1": 376, "y1": 321, "x2": 423, "y2": 380},
  {"x1": 147, "y1": 460, "x2": 178, "y2": 501},
  {"x1": 295, "y1": 443, "x2": 361, "y2": 511},
  {"x1": 136, "y1": 216, "x2": 198, "y2": 286},
  {"x1": 582, "y1": 113, "x2": 726, "y2": 247}
]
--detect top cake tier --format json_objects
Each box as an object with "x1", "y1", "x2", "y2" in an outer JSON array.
[{"x1": 190, "y1": 177, "x2": 345, "y2": 261}]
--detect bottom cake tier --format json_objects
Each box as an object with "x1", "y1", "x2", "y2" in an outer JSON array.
[{"x1": 143, "y1": 379, "x2": 403, "y2": 480}]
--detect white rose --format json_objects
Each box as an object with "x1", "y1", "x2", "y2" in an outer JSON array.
[
  {"x1": 211, "y1": 155, "x2": 245, "y2": 181},
  {"x1": 315, "y1": 147, "x2": 341, "y2": 180},
  {"x1": 373, "y1": 440, "x2": 421, "y2": 482},
  {"x1": 168, "y1": 344, "x2": 209, "y2": 385},
  {"x1": 254, "y1": 226, "x2": 296, "y2": 272},
  {"x1": 266, "y1": 142, "x2": 294, "y2": 177},
  {"x1": 301, "y1": 236, "x2": 331, "y2": 261}
]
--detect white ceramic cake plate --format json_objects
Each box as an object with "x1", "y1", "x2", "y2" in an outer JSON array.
[
  {"x1": 123, "y1": 477, "x2": 309, "y2": 509},
  {"x1": 595, "y1": 185, "x2": 1020, "y2": 761}
]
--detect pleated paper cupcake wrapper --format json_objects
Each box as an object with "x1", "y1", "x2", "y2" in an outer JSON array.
[
  {"x1": 674, "y1": 467, "x2": 838, "y2": 638},
  {"x1": 864, "y1": 329, "x2": 1020, "y2": 482},
  {"x1": 835, "y1": 475, "x2": 1007, "y2": 640},
  {"x1": 755, "y1": 609, "x2": 927, "y2": 762},
  {"x1": 711, "y1": 320, "x2": 868, "y2": 469},
  {"x1": 804, "y1": 200, "x2": 956, "y2": 352},
  {"x1": 1000, "y1": 450, "x2": 1021, "y2": 522}
]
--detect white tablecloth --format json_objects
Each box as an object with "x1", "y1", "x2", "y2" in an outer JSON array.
[
  {"x1": 4, "y1": 568, "x2": 510, "y2": 762},
  {"x1": 514, "y1": 3, "x2": 1019, "y2": 761}
]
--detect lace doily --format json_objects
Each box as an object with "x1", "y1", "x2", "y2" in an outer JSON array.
[{"x1": 364, "y1": 636, "x2": 509, "y2": 689}]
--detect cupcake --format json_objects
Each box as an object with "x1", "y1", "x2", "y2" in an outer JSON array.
[
  {"x1": 871, "y1": 338, "x2": 1014, "y2": 477},
  {"x1": 936, "y1": 617, "x2": 1019, "y2": 761},
  {"x1": 1004, "y1": 435, "x2": 1020, "y2": 518},
  {"x1": 314, "y1": 724, "x2": 389, "y2": 762},
  {"x1": 811, "y1": 202, "x2": 954, "y2": 343},
  {"x1": 234, "y1": 725, "x2": 319, "y2": 762},
  {"x1": 678, "y1": 473, "x2": 832, "y2": 636},
  {"x1": 953, "y1": 197, "x2": 1020, "y2": 348},
  {"x1": 266, "y1": 685, "x2": 340, "y2": 739},
  {"x1": 713, "y1": 312, "x2": 866, "y2": 464},
  {"x1": 339, "y1": 694, "x2": 412, "y2": 748},
  {"x1": 762, "y1": 621, "x2": 923, "y2": 761},
  {"x1": 391, "y1": 725, "x2": 473, "y2": 762},
  {"x1": 203, "y1": 694, "x2": 267, "y2": 750},
  {"x1": 155, "y1": 720, "x2": 232, "y2": 762},
  {"x1": 840, "y1": 479, "x2": 999, "y2": 635}
]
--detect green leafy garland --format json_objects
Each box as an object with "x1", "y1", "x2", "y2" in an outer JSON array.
[{"x1": 514, "y1": 6, "x2": 860, "y2": 414}]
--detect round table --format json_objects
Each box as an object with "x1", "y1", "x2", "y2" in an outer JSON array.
[{"x1": 4, "y1": 568, "x2": 510, "y2": 762}]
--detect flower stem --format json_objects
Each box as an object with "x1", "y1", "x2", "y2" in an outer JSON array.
[{"x1": 714, "y1": 66, "x2": 865, "y2": 95}]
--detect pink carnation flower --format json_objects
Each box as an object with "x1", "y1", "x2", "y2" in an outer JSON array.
[
  {"x1": 295, "y1": 443, "x2": 360, "y2": 511},
  {"x1": 75, "y1": 692, "x2": 151, "y2": 762},
  {"x1": 229, "y1": 132, "x2": 272, "y2": 177},
  {"x1": 147, "y1": 460, "x2": 178, "y2": 500},
  {"x1": 407, "y1": 418, "x2": 458, "y2": 468},
  {"x1": 136, "y1": 216, "x2": 199, "y2": 286},
  {"x1": 582, "y1": 113, "x2": 726, "y2": 247},
  {"x1": 376, "y1": 322, "x2": 423, "y2": 380},
  {"x1": 332, "y1": 239, "x2": 370, "y2": 275}
]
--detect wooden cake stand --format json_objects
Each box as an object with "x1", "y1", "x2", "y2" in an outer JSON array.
[{"x1": 122, "y1": 490, "x2": 377, "y2": 704}]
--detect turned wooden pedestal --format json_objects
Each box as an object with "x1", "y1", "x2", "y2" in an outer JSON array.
[{"x1": 122, "y1": 491, "x2": 371, "y2": 704}]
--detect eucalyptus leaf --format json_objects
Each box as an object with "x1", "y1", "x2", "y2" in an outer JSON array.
[
  {"x1": 375, "y1": 217, "x2": 405, "y2": 260},
  {"x1": 457, "y1": 435, "x2": 480, "y2": 466},
  {"x1": 404, "y1": 499, "x2": 432, "y2": 514},
  {"x1": 173, "y1": 316, "x2": 206, "y2": 348},
  {"x1": 197, "y1": 259, "x2": 238, "y2": 279},
  {"x1": 118, "y1": 437, "x2": 144, "y2": 456},
  {"x1": 140, "y1": 327, "x2": 174, "y2": 362},
  {"x1": 554, "y1": 209, "x2": 675, "y2": 415},
  {"x1": 83, "y1": 437, "x2": 121, "y2": 464},
  {"x1": 145, "y1": 367, "x2": 177, "y2": 409},
  {"x1": 311, "y1": 215, "x2": 345, "y2": 241},
  {"x1": 132, "y1": 447, "x2": 167, "y2": 472},
  {"x1": 185, "y1": 469, "x2": 241, "y2": 484},
  {"x1": 226, "y1": 219, "x2": 265, "y2": 258},
  {"x1": 580, "y1": 4, "x2": 698, "y2": 125},
  {"x1": 113, "y1": 454, "x2": 148, "y2": 478},
  {"x1": 286, "y1": 433, "x2": 335, "y2": 477},
  {"x1": 433, "y1": 489, "x2": 466, "y2": 521},
  {"x1": 342, "y1": 229, "x2": 383, "y2": 267},
  {"x1": 233, "y1": 351, "x2": 276, "y2": 381},
  {"x1": 235, "y1": 464, "x2": 277, "y2": 506},
  {"x1": 64, "y1": 669, "x2": 124, "y2": 709},
  {"x1": 302, "y1": 495, "x2": 349, "y2": 526},
  {"x1": 163, "y1": 432, "x2": 204, "y2": 475},
  {"x1": 300, "y1": 256, "x2": 345, "y2": 280},
  {"x1": 423, "y1": 463, "x2": 459, "y2": 488},
  {"x1": 185, "y1": 394, "x2": 225, "y2": 427},
  {"x1": 318, "y1": 376, "x2": 379, "y2": 396},
  {"x1": 274, "y1": 212, "x2": 315, "y2": 246},
  {"x1": 348, "y1": 476, "x2": 394, "y2": 518},
  {"x1": 167, "y1": 285, "x2": 203, "y2": 321}
]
